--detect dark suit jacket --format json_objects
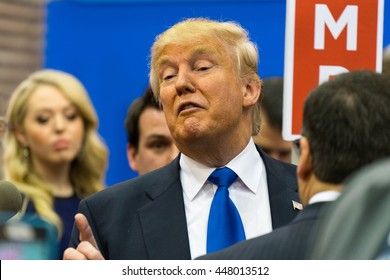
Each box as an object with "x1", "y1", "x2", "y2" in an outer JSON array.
[
  {"x1": 197, "y1": 202, "x2": 328, "y2": 260},
  {"x1": 311, "y1": 158, "x2": 390, "y2": 259},
  {"x1": 69, "y1": 147, "x2": 299, "y2": 259}
]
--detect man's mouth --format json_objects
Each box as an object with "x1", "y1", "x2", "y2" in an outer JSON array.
[{"x1": 178, "y1": 102, "x2": 201, "y2": 114}]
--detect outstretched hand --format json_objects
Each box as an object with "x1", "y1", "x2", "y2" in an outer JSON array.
[{"x1": 63, "y1": 213, "x2": 105, "y2": 260}]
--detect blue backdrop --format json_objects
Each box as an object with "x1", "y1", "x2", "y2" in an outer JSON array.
[{"x1": 44, "y1": 0, "x2": 390, "y2": 186}]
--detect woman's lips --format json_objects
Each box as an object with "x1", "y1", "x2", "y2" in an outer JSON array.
[{"x1": 53, "y1": 139, "x2": 69, "y2": 149}]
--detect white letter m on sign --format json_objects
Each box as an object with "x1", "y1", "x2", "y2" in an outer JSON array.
[{"x1": 314, "y1": 4, "x2": 358, "y2": 51}]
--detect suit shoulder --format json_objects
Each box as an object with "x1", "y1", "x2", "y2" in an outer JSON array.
[
  {"x1": 257, "y1": 145, "x2": 296, "y2": 174},
  {"x1": 84, "y1": 162, "x2": 180, "y2": 204},
  {"x1": 278, "y1": 160, "x2": 297, "y2": 175},
  {"x1": 265, "y1": 155, "x2": 297, "y2": 181}
]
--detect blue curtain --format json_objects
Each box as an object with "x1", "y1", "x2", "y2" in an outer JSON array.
[{"x1": 45, "y1": 0, "x2": 390, "y2": 186}]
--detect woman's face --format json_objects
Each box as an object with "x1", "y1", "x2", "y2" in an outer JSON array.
[{"x1": 16, "y1": 84, "x2": 85, "y2": 168}]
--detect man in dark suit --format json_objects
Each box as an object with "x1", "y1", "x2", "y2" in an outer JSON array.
[
  {"x1": 198, "y1": 70, "x2": 390, "y2": 259},
  {"x1": 63, "y1": 18, "x2": 300, "y2": 260},
  {"x1": 312, "y1": 157, "x2": 390, "y2": 259}
]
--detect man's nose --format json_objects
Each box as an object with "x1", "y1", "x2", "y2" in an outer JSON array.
[{"x1": 175, "y1": 69, "x2": 195, "y2": 95}]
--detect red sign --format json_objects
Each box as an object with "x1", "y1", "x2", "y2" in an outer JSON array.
[{"x1": 283, "y1": 0, "x2": 384, "y2": 140}]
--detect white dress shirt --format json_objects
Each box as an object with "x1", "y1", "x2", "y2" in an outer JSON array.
[
  {"x1": 308, "y1": 191, "x2": 341, "y2": 205},
  {"x1": 180, "y1": 138, "x2": 273, "y2": 259}
]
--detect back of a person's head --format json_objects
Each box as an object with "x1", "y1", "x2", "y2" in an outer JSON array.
[
  {"x1": 124, "y1": 86, "x2": 160, "y2": 150},
  {"x1": 261, "y1": 77, "x2": 284, "y2": 131},
  {"x1": 302, "y1": 70, "x2": 390, "y2": 184}
]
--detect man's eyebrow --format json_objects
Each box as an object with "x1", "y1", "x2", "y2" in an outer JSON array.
[
  {"x1": 191, "y1": 47, "x2": 219, "y2": 59},
  {"x1": 156, "y1": 56, "x2": 172, "y2": 69},
  {"x1": 156, "y1": 47, "x2": 219, "y2": 67},
  {"x1": 146, "y1": 134, "x2": 172, "y2": 141}
]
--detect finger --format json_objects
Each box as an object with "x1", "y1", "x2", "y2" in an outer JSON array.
[
  {"x1": 75, "y1": 213, "x2": 98, "y2": 249},
  {"x1": 63, "y1": 247, "x2": 87, "y2": 260},
  {"x1": 76, "y1": 241, "x2": 105, "y2": 260}
]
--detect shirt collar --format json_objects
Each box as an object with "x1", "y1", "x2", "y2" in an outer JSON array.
[
  {"x1": 308, "y1": 190, "x2": 341, "y2": 205},
  {"x1": 180, "y1": 138, "x2": 263, "y2": 201}
]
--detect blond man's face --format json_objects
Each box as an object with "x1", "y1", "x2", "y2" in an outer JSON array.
[{"x1": 155, "y1": 42, "x2": 251, "y2": 150}]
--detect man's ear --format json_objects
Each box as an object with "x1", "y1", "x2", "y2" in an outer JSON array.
[
  {"x1": 126, "y1": 143, "x2": 139, "y2": 172},
  {"x1": 297, "y1": 137, "x2": 313, "y2": 180},
  {"x1": 243, "y1": 78, "x2": 261, "y2": 108}
]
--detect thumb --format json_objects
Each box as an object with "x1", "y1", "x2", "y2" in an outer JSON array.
[{"x1": 75, "y1": 213, "x2": 98, "y2": 249}]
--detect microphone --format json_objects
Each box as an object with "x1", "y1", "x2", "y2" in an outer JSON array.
[
  {"x1": 0, "y1": 180, "x2": 23, "y2": 223},
  {"x1": 0, "y1": 181, "x2": 59, "y2": 259}
]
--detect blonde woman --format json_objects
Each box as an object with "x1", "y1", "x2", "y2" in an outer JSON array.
[{"x1": 3, "y1": 69, "x2": 108, "y2": 259}]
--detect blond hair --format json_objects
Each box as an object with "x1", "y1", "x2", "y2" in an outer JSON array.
[
  {"x1": 149, "y1": 18, "x2": 262, "y2": 135},
  {"x1": 3, "y1": 69, "x2": 108, "y2": 236}
]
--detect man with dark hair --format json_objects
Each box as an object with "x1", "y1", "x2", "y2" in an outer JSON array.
[
  {"x1": 198, "y1": 70, "x2": 390, "y2": 259},
  {"x1": 253, "y1": 77, "x2": 293, "y2": 163},
  {"x1": 124, "y1": 86, "x2": 178, "y2": 175}
]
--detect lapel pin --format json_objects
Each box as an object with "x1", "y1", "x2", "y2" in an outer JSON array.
[{"x1": 292, "y1": 200, "x2": 303, "y2": 211}]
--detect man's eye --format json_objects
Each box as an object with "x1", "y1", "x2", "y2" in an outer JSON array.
[
  {"x1": 278, "y1": 150, "x2": 292, "y2": 158},
  {"x1": 152, "y1": 142, "x2": 167, "y2": 150},
  {"x1": 147, "y1": 140, "x2": 170, "y2": 152},
  {"x1": 163, "y1": 75, "x2": 175, "y2": 81}
]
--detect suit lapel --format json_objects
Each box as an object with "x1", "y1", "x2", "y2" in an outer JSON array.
[
  {"x1": 137, "y1": 156, "x2": 191, "y2": 260},
  {"x1": 257, "y1": 146, "x2": 300, "y2": 228},
  {"x1": 136, "y1": 148, "x2": 299, "y2": 258}
]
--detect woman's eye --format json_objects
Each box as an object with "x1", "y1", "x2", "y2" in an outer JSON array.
[
  {"x1": 66, "y1": 113, "x2": 79, "y2": 121},
  {"x1": 36, "y1": 116, "x2": 49, "y2": 124}
]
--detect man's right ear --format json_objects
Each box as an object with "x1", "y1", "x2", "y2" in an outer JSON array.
[
  {"x1": 297, "y1": 137, "x2": 313, "y2": 180},
  {"x1": 126, "y1": 144, "x2": 138, "y2": 172}
]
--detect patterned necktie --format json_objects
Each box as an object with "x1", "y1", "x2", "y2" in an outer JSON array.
[{"x1": 206, "y1": 167, "x2": 246, "y2": 253}]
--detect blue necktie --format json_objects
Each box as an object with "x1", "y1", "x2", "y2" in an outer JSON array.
[{"x1": 206, "y1": 167, "x2": 246, "y2": 253}]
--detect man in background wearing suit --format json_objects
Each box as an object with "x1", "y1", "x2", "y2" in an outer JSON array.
[
  {"x1": 124, "y1": 86, "x2": 179, "y2": 175},
  {"x1": 252, "y1": 77, "x2": 293, "y2": 164},
  {"x1": 64, "y1": 18, "x2": 299, "y2": 260},
  {"x1": 198, "y1": 70, "x2": 390, "y2": 259}
]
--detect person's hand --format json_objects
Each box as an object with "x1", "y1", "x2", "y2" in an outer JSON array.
[{"x1": 63, "y1": 213, "x2": 105, "y2": 260}]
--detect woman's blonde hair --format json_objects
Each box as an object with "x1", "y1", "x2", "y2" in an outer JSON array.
[
  {"x1": 149, "y1": 18, "x2": 262, "y2": 135},
  {"x1": 3, "y1": 69, "x2": 108, "y2": 236}
]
